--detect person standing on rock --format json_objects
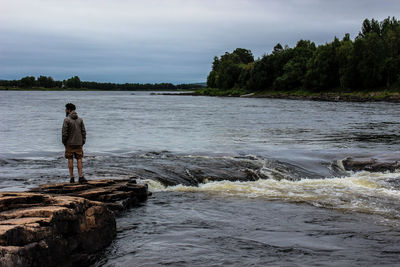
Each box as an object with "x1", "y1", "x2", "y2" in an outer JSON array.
[{"x1": 62, "y1": 103, "x2": 88, "y2": 183}]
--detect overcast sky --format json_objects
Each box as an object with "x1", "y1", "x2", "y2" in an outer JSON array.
[{"x1": 1, "y1": 0, "x2": 399, "y2": 83}]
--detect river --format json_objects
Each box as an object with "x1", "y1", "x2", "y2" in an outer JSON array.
[{"x1": 0, "y1": 91, "x2": 400, "y2": 266}]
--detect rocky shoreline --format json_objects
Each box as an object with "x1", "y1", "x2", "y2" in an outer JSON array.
[
  {"x1": 155, "y1": 91, "x2": 400, "y2": 102},
  {"x1": 244, "y1": 93, "x2": 400, "y2": 102},
  {"x1": 0, "y1": 179, "x2": 149, "y2": 267}
]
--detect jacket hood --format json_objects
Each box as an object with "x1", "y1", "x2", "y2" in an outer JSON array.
[{"x1": 68, "y1": 110, "x2": 79, "y2": 120}]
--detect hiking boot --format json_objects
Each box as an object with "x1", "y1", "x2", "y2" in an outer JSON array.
[
  {"x1": 70, "y1": 177, "x2": 75, "y2": 183},
  {"x1": 79, "y1": 176, "x2": 88, "y2": 184}
]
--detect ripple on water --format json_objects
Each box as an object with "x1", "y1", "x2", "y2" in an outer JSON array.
[{"x1": 95, "y1": 191, "x2": 400, "y2": 266}]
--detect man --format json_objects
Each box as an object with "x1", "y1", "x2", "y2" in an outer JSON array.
[{"x1": 62, "y1": 103, "x2": 88, "y2": 183}]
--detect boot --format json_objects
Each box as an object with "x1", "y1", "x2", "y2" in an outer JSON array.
[
  {"x1": 70, "y1": 177, "x2": 75, "y2": 183},
  {"x1": 79, "y1": 176, "x2": 88, "y2": 184}
]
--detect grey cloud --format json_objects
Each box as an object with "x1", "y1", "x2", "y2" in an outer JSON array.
[{"x1": 0, "y1": 0, "x2": 399, "y2": 83}]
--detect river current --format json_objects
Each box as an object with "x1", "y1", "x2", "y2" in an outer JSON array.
[{"x1": 0, "y1": 91, "x2": 400, "y2": 266}]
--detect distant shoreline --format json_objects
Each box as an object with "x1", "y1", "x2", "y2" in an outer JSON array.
[
  {"x1": 245, "y1": 92, "x2": 400, "y2": 103},
  {"x1": 0, "y1": 87, "x2": 191, "y2": 92},
  {"x1": 160, "y1": 89, "x2": 400, "y2": 103},
  {"x1": 3, "y1": 86, "x2": 400, "y2": 103}
]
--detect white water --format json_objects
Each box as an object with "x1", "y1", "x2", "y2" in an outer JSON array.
[{"x1": 143, "y1": 170, "x2": 400, "y2": 219}]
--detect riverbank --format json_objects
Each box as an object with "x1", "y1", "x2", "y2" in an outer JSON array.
[
  {"x1": 0, "y1": 86, "x2": 195, "y2": 92},
  {"x1": 0, "y1": 86, "x2": 102, "y2": 91},
  {"x1": 183, "y1": 88, "x2": 400, "y2": 102},
  {"x1": 6, "y1": 86, "x2": 399, "y2": 103}
]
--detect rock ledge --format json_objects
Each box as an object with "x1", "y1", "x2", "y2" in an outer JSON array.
[{"x1": 0, "y1": 179, "x2": 149, "y2": 267}]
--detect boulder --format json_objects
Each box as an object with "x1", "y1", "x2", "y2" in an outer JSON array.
[
  {"x1": 342, "y1": 157, "x2": 400, "y2": 172},
  {"x1": 0, "y1": 192, "x2": 115, "y2": 267},
  {"x1": 0, "y1": 179, "x2": 150, "y2": 266}
]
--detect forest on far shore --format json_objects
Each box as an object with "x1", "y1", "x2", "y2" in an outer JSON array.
[
  {"x1": 0, "y1": 75, "x2": 205, "y2": 91},
  {"x1": 206, "y1": 17, "x2": 400, "y2": 93}
]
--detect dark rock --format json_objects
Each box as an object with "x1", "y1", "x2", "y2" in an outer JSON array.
[{"x1": 342, "y1": 157, "x2": 400, "y2": 172}]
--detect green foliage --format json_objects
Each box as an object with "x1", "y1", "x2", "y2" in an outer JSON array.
[
  {"x1": 274, "y1": 40, "x2": 316, "y2": 90},
  {"x1": 304, "y1": 39, "x2": 340, "y2": 90},
  {"x1": 175, "y1": 83, "x2": 205, "y2": 90},
  {"x1": 206, "y1": 48, "x2": 254, "y2": 90},
  {"x1": 355, "y1": 32, "x2": 386, "y2": 89},
  {"x1": 206, "y1": 17, "x2": 400, "y2": 93},
  {"x1": 20, "y1": 76, "x2": 36, "y2": 88},
  {"x1": 64, "y1": 76, "x2": 81, "y2": 88},
  {"x1": 196, "y1": 87, "x2": 248, "y2": 97},
  {"x1": 0, "y1": 76, "x2": 205, "y2": 91},
  {"x1": 37, "y1": 76, "x2": 55, "y2": 88},
  {"x1": 247, "y1": 47, "x2": 294, "y2": 91},
  {"x1": 232, "y1": 48, "x2": 254, "y2": 64}
]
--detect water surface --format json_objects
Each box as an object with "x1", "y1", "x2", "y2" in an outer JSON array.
[{"x1": 0, "y1": 91, "x2": 399, "y2": 266}]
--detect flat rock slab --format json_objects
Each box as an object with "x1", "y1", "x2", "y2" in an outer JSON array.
[
  {"x1": 0, "y1": 192, "x2": 115, "y2": 267},
  {"x1": 0, "y1": 179, "x2": 149, "y2": 267},
  {"x1": 30, "y1": 179, "x2": 149, "y2": 214}
]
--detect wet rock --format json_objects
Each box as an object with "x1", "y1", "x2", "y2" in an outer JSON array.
[
  {"x1": 342, "y1": 157, "x2": 400, "y2": 172},
  {"x1": 0, "y1": 179, "x2": 149, "y2": 266},
  {"x1": 0, "y1": 192, "x2": 115, "y2": 266},
  {"x1": 30, "y1": 179, "x2": 149, "y2": 214}
]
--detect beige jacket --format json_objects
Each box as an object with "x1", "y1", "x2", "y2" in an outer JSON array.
[{"x1": 62, "y1": 111, "x2": 86, "y2": 146}]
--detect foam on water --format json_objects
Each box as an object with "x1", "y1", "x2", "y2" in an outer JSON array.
[{"x1": 144, "y1": 171, "x2": 400, "y2": 219}]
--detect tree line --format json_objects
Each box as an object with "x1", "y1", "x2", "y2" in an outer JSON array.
[
  {"x1": 207, "y1": 17, "x2": 400, "y2": 92},
  {"x1": 0, "y1": 75, "x2": 205, "y2": 90}
]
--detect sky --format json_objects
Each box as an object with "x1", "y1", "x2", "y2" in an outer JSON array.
[{"x1": 0, "y1": 0, "x2": 399, "y2": 84}]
